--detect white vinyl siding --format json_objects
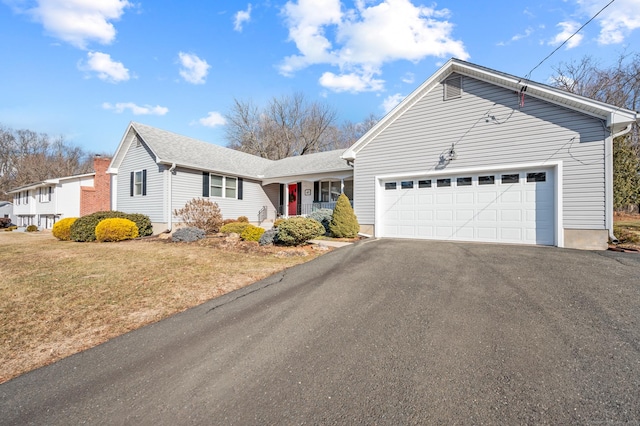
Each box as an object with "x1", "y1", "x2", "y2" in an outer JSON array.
[
  {"x1": 354, "y1": 74, "x2": 607, "y2": 232},
  {"x1": 117, "y1": 134, "x2": 165, "y2": 222},
  {"x1": 171, "y1": 167, "x2": 277, "y2": 222}
]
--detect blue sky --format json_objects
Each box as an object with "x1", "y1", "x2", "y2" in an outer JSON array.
[{"x1": 1, "y1": 0, "x2": 639, "y2": 154}]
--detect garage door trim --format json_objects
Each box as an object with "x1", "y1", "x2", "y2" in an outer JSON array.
[{"x1": 374, "y1": 161, "x2": 564, "y2": 247}]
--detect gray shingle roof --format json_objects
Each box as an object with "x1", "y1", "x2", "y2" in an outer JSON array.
[
  {"x1": 132, "y1": 122, "x2": 273, "y2": 178},
  {"x1": 131, "y1": 122, "x2": 351, "y2": 179}
]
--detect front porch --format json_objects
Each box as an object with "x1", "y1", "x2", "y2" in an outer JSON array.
[{"x1": 275, "y1": 177, "x2": 353, "y2": 218}]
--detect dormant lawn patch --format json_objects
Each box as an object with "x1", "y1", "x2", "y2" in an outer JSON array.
[{"x1": 0, "y1": 231, "x2": 323, "y2": 383}]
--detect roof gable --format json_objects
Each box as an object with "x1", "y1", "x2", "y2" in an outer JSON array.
[{"x1": 343, "y1": 58, "x2": 639, "y2": 160}]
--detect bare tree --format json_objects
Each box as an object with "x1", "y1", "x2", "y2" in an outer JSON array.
[
  {"x1": 225, "y1": 92, "x2": 338, "y2": 160},
  {"x1": 0, "y1": 124, "x2": 94, "y2": 201},
  {"x1": 551, "y1": 53, "x2": 640, "y2": 211},
  {"x1": 327, "y1": 113, "x2": 380, "y2": 150}
]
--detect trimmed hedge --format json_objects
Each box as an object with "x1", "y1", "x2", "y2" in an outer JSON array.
[
  {"x1": 240, "y1": 225, "x2": 265, "y2": 242},
  {"x1": 26, "y1": 225, "x2": 38, "y2": 232},
  {"x1": 276, "y1": 217, "x2": 325, "y2": 246},
  {"x1": 220, "y1": 222, "x2": 252, "y2": 235},
  {"x1": 52, "y1": 217, "x2": 78, "y2": 241},
  {"x1": 95, "y1": 218, "x2": 139, "y2": 242},
  {"x1": 70, "y1": 211, "x2": 152, "y2": 242}
]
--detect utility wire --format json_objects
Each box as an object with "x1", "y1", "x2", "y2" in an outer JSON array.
[{"x1": 523, "y1": 0, "x2": 616, "y2": 81}]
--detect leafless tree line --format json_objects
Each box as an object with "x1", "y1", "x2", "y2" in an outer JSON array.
[
  {"x1": 0, "y1": 125, "x2": 94, "y2": 201},
  {"x1": 225, "y1": 92, "x2": 378, "y2": 160}
]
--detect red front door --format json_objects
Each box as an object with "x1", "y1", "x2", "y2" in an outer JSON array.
[{"x1": 288, "y1": 184, "x2": 298, "y2": 216}]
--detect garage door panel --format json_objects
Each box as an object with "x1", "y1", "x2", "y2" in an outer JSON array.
[{"x1": 382, "y1": 168, "x2": 555, "y2": 245}]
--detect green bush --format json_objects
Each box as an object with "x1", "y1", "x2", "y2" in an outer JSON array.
[
  {"x1": 276, "y1": 217, "x2": 325, "y2": 246},
  {"x1": 307, "y1": 208, "x2": 333, "y2": 235},
  {"x1": 237, "y1": 216, "x2": 249, "y2": 223},
  {"x1": 70, "y1": 211, "x2": 152, "y2": 242},
  {"x1": 220, "y1": 222, "x2": 252, "y2": 235},
  {"x1": 52, "y1": 217, "x2": 78, "y2": 241},
  {"x1": 26, "y1": 225, "x2": 38, "y2": 232},
  {"x1": 273, "y1": 218, "x2": 285, "y2": 228},
  {"x1": 240, "y1": 225, "x2": 265, "y2": 242},
  {"x1": 329, "y1": 194, "x2": 359, "y2": 238},
  {"x1": 95, "y1": 218, "x2": 139, "y2": 242}
]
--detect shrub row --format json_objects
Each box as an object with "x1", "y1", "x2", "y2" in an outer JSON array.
[
  {"x1": 56, "y1": 211, "x2": 153, "y2": 242},
  {"x1": 95, "y1": 218, "x2": 138, "y2": 242}
]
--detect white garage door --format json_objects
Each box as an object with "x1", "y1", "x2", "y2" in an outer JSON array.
[{"x1": 382, "y1": 169, "x2": 555, "y2": 245}]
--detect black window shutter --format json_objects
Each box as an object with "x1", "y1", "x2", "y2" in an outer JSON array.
[
  {"x1": 202, "y1": 172, "x2": 209, "y2": 197},
  {"x1": 314, "y1": 182, "x2": 319, "y2": 202},
  {"x1": 142, "y1": 169, "x2": 147, "y2": 196},
  {"x1": 238, "y1": 178, "x2": 243, "y2": 200},
  {"x1": 130, "y1": 171, "x2": 134, "y2": 197},
  {"x1": 279, "y1": 184, "x2": 284, "y2": 207},
  {"x1": 297, "y1": 182, "x2": 302, "y2": 213}
]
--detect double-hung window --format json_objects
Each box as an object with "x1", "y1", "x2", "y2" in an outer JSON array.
[
  {"x1": 39, "y1": 187, "x2": 52, "y2": 202},
  {"x1": 130, "y1": 170, "x2": 147, "y2": 196},
  {"x1": 209, "y1": 174, "x2": 237, "y2": 199}
]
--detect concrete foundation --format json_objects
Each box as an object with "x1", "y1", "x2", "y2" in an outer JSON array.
[{"x1": 563, "y1": 229, "x2": 609, "y2": 250}]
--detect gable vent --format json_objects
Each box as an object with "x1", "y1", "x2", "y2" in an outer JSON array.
[{"x1": 444, "y1": 75, "x2": 462, "y2": 101}]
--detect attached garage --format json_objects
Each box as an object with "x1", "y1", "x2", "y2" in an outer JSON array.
[
  {"x1": 379, "y1": 166, "x2": 556, "y2": 245},
  {"x1": 343, "y1": 60, "x2": 639, "y2": 250}
]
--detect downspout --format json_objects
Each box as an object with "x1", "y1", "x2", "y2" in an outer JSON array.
[
  {"x1": 166, "y1": 163, "x2": 177, "y2": 232},
  {"x1": 607, "y1": 122, "x2": 633, "y2": 243}
]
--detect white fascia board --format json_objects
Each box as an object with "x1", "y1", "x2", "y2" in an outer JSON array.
[{"x1": 260, "y1": 171, "x2": 353, "y2": 186}]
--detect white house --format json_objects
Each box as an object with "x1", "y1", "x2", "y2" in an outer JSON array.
[
  {"x1": 110, "y1": 60, "x2": 638, "y2": 249},
  {"x1": 8, "y1": 157, "x2": 112, "y2": 229}
]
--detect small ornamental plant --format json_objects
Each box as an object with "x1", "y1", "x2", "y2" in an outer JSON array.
[
  {"x1": 240, "y1": 224, "x2": 265, "y2": 242},
  {"x1": 95, "y1": 218, "x2": 139, "y2": 242},
  {"x1": 329, "y1": 193, "x2": 359, "y2": 238},
  {"x1": 173, "y1": 198, "x2": 223, "y2": 234},
  {"x1": 52, "y1": 217, "x2": 78, "y2": 241},
  {"x1": 220, "y1": 222, "x2": 252, "y2": 235}
]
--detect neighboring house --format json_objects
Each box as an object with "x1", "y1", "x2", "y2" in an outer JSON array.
[
  {"x1": 0, "y1": 201, "x2": 14, "y2": 224},
  {"x1": 8, "y1": 157, "x2": 112, "y2": 229},
  {"x1": 342, "y1": 59, "x2": 639, "y2": 250},
  {"x1": 108, "y1": 122, "x2": 353, "y2": 234}
]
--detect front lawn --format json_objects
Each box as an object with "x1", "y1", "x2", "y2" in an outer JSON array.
[
  {"x1": 613, "y1": 212, "x2": 640, "y2": 248},
  {"x1": 0, "y1": 231, "x2": 323, "y2": 383}
]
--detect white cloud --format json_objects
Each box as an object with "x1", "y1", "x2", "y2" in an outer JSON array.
[
  {"x1": 570, "y1": 0, "x2": 640, "y2": 45},
  {"x1": 280, "y1": 0, "x2": 468, "y2": 93},
  {"x1": 497, "y1": 27, "x2": 534, "y2": 46},
  {"x1": 178, "y1": 52, "x2": 210, "y2": 84},
  {"x1": 102, "y1": 102, "x2": 168, "y2": 115},
  {"x1": 19, "y1": 0, "x2": 131, "y2": 49},
  {"x1": 401, "y1": 72, "x2": 414, "y2": 84},
  {"x1": 549, "y1": 21, "x2": 583, "y2": 48},
  {"x1": 82, "y1": 51, "x2": 129, "y2": 82},
  {"x1": 198, "y1": 112, "x2": 227, "y2": 127},
  {"x1": 234, "y1": 4, "x2": 252, "y2": 32},
  {"x1": 382, "y1": 93, "x2": 404, "y2": 114},
  {"x1": 319, "y1": 70, "x2": 384, "y2": 92}
]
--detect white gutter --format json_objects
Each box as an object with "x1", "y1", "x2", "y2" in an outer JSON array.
[
  {"x1": 607, "y1": 122, "x2": 634, "y2": 243},
  {"x1": 166, "y1": 163, "x2": 177, "y2": 232}
]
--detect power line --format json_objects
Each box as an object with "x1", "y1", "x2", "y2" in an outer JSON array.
[{"x1": 523, "y1": 0, "x2": 616, "y2": 81}]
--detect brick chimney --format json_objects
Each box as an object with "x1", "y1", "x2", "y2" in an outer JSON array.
[{"x1": 80, "y1": 156, "x2": 112, "y2": 216}]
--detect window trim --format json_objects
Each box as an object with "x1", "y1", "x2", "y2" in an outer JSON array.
[{"x1": 209, "y1": 174, "x2": 237, "y2": 199}]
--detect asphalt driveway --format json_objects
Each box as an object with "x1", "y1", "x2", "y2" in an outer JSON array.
[{"x1": 2, "y1": 239, "x2": 640, "y2": 424}]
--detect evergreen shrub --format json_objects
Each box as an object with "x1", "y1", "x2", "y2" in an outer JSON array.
[
  {"x1": 52, "y1": 217, "x2": 78, "y2": 241},
  {"x1": 276, "y1": 217, "x2": 325, "y2": 246},
  {"x1": 220, "y1": 222, "x2": 252, "y2": 235},
  {"x1": 172, "y1": 227, "x2": 206, "y2": 242},
  {"x1": 26, "y1": 225, "x2": 38, "y2": 232},
  {"x1": 307, "y1": 208, "x2": 333, "y2": 235},
  {"x1": 95, "y1": 218, "x2": 139, "y2": 242},
  {"x1": 70, "y1": 211, "x2": 152, "y2": 242},
  {"x1": 329, "y1": 194, "x2": 359, "y2": 238},
  {"x1": 240, "y1": 225, "x2": 265, "y2": 242},
  {"x1": 259, "y1": 228, "x2": 278, "y2": 246}
]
